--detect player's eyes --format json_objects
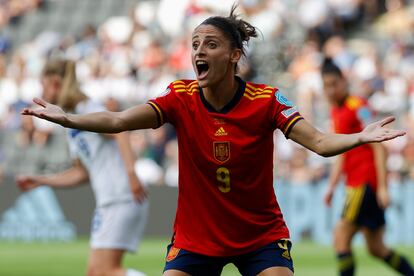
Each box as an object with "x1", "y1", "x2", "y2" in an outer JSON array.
[
  {"x1": 192, "y1": 42, "x2": 199, "y2": 50},
  {"x1": 208, "y1": 43, "x2": 217, "y2": 49}
]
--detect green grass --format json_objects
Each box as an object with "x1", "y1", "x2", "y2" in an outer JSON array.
[{"x1": 0, "y1": 238, "x2": 413, "y2": 275}]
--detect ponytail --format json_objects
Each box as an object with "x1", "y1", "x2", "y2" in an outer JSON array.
[
  {"x1": 42, "y1": 59, "x2": 87, "y2": 111},
  {"x1": 200, "y1": 4, "x2": 258, "y2": 57}
]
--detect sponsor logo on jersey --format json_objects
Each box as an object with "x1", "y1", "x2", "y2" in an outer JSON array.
[
  {"x1": 275, "y1": 91, "x2": 294, "y2": 107},
  {"x1": 281, "y1": 107, "x2": 298, "y2": 118},
  {"x1": 166, "y1": 246, "x2": 181, "y2": 262},
  {"x1": 214, "y1": 127, "x2": 228, "y2": 136},
  {"x1": 213, "y1": 141, "x2": 230, "y2": 163}
]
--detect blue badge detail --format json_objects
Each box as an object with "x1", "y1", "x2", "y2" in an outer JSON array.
[
  {"x1": 160, "y1": 87, "x2": 171, "y2": 97},
  {"x1": 69, "y1": 129, "x2": 82, "y2": 137},
  {"x1": 357, "y1": 107, "x2": 372, "y2": 126},
  {"x1": 282, "y1": 107, "x2": 298, "y2": 118},
  {"x1": 275, "y1": 91, "x2": 294, "y2": 107},
  {"x1": 91, "y1": 210, "x2": 102, "y2": 233}
]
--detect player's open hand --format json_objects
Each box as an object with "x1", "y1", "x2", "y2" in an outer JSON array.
[
  {"x1": 128, "y1": 174, "x2": 148, "y2": 204},
  {"x1": 21, "y1": 97, "x2": 68, "y2": 126},
  {"x1": 16, "y1": 175, "x2": 41, "y2": 192},
  {"x1": 360, "y1": 117, "x2": 406, "y2": 144},
  {"x1": 324, "y1": 186, "x2": 335, "y2": 207},
  {"x1": 376, "y1": 186, "x2": 391, "y2": 209}
]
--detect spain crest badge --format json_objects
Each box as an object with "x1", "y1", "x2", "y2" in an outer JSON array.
[{"x1": 213, "y1": 141, "x2": 230, "y2": 163}]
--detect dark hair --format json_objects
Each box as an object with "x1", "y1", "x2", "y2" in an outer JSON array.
[
  {"x1": 321, "y1": 57, "x2": 343, "y2": 77},
  {"x1": 200, "y1": 5, "x2": 257, "y2": 57}
]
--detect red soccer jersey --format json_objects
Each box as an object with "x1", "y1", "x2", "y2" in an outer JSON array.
[
  {"x1": 148, "y1": 77, "x2": 303, "y2": 256},
  {"x1": 331, "y1": 96, "x2": 377, "y2": 190}
]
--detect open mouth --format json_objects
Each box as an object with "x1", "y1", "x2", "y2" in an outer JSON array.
[{"x1": 196, "y1": 60, "x2": 209, "y2": 79}]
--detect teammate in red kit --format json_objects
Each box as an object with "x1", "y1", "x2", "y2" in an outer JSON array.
[
  {"x1": 322, "y1": 58, "x2": 414, "y2": 276},
  {"x1": 21, "y1": 7, "x2": 405, "y2": 276}
]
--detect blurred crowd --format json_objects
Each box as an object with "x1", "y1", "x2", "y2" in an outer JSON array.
[
  {"x1": 0, "y1": 0, "x2": 43, "y2": 27},
  {"x1": 1, "y1": 0, "x2": 414, "y2": 189},
  {"x1": 0, "y1": 0, "x2": 44, "y2": 54}
]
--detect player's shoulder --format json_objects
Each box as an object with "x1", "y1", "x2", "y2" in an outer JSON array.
[
  {"x1": 169, "y1": 79, "x2": 199, "y2": 95},
  {"x1": 244, "y1": 81, "x2": 277, "y2": 101},
  {"x1": 345, "y1": 95, "x2": 367, "y2": 111}
]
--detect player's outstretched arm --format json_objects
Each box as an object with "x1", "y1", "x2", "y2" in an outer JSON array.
[
  {"x1": 16, "y1": 159, "x2": 89, "y2": 191},
  {"x1": 288, "y1": 117, "x2": 405, "y2": 157},
  {"x1": 21, "y1": 97, "x2": 159, "y2": 133}
]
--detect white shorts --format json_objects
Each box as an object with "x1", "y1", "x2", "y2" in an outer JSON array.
[{"x1": 90, "y1": 200, "x2": 149, "y2": 253}]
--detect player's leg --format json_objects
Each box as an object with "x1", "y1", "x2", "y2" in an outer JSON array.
[
  {"x1": 335, "y1": 185, "x2": 368, "y2": 276},
  {"x1": 234, "y1": 239, "x2": 294, "y2": 276},
  {"x1": 362, "y1": 227, "x2": 414, "y2": 275},
  {"x1": 162, "y1": 270, "x2": 191, "y2": 276},
  {"x1": 333, "y1": 219, "x2": 359, "y2": 276},
  {"x1": 86, "y1": 249, "x2": 124, "y2": 276},
  {"x1": 257, "y1": 267, "x2": 293, "y2": 276},
  {"x1": 357, "y1": 183, "x2": 414, "y2": 275},
  {"x1": 87, "y1": 249, "x2": 146, "y2": 276},
  {"x1": 89, "y1": 201, "x2": 149, "y2": 276}
]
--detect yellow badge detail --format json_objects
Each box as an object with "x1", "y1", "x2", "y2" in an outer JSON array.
[
  {"x1": 282, "y1": 250, "x2": 291, "y2": 260},
  {"x1": 166, "y1": 246, "x2": 181, "y2": 262},
  {"x1": 214, "y1": 127, "x2": 228, "y2": 136},
  {"x1": 346, "y1": 96, "x2": 362, "y2": 110},
  {"x1": 277, "y1": 239, "x2": 291, "y2": 260}
]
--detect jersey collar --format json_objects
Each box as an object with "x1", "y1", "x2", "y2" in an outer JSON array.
[{"x1": 199, "y1": 76, "x2": 246, "y2": 114}]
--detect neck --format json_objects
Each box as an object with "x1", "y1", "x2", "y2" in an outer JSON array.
[{"x1": 203, "y1": 76, "x2": 239, "y2": 111}]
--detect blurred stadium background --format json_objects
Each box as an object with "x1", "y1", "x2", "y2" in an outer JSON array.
[{"x1": 1, "y1": 0, "x2": 414, "y2": 275}]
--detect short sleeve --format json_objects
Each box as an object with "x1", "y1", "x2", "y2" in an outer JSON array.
[
  {"x1": 147, "y1": 83, "x2": 178, "y2": 128},
  {"x1": 271, "y1": 90, "x2": 303, "y2": 137}
]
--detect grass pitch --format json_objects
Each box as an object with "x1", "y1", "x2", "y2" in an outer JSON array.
[{"x1": 0, "y1": 238, "x2": 413, "y2": 275}]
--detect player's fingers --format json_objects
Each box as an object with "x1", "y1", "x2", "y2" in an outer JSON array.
[
  {"x1": 33, "y1": 97, "x2": 47, "y2": 108},
  {"x1": 139, "y1": 189, "x2": 149, "y2": 203},
  {"x1": 134, "y1": 190, "x2": 145, "y2": 203},
  {"x1": 385, "y1": 130, "x2": 406, "y2": 140},
  {"x1": 379, "y1": 116, "x2": 395, "y2": 127},
  {"x1": 21, "y1": 108, "x2": 31, "y2": 115}
]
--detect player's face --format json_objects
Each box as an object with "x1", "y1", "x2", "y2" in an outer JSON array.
[
  {"x1": 41, "y1": 75, "x2": 61, "y2": 104},
  {"x1": 191, "y1": 24, "x2": 241, "y2": 88},
  {"x1": 322, "y1": 73, "x2": 348, "y2": 105}
]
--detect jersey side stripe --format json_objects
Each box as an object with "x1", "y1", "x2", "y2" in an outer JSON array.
[
  {"x1": 246, "y1": 83, "x2": 274, "y2": 92},
  {"x1": 245, "y1": 88, "x2": 274, "y2": 96},
  {"x1": 172, "y1": 81, "x2": 199, "y2": 95},
  {"x1": 243, "y1": 94, "x2": 272, "y2": 100},
  {"x1": 345, "y1": 186, "x2": 365, "y2": 222}
]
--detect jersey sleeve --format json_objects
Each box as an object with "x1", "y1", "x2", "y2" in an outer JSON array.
[
  {"x1": 271, "y1": 90, "x2": 303, "y2": 137},
  {"x1": 147, "y1": 83, "x2": 178, "y2": 128}
]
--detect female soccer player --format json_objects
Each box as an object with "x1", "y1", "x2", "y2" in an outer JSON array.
[
  {"x1": 17, "y1": 59, "x2": 149, "y2": 276},
  {"x1": 21, "y1": 8, "x2": 405, "y2": 276},
  {"x1": 321, "y1": 58, "x2": 414, "y2": 276}
]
